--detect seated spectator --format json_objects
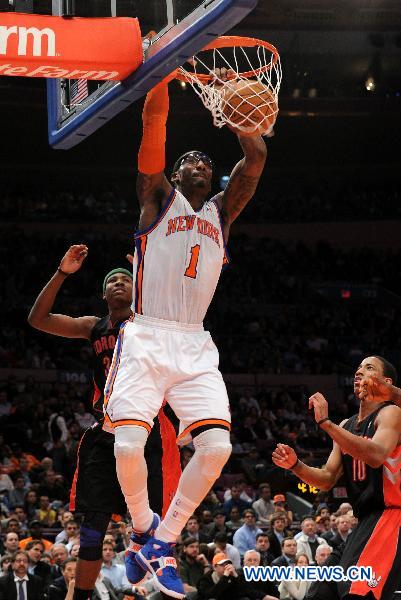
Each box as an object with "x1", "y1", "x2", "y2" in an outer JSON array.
[
  {"x1": 296, "y1": 518, "x2": 325, "y2": 564},
  {"x1": 272, "y1": 494, "x2": 293, "y2": 525},
  {"x1": 252, "y1": 483, "x2": 275, "y2": 526},
  {"x1": 199, "y1": 489, "x2": 221, "y2": 514},
  {"x1": 8, "y1": 477, "x2": 27, "y2": 510},
  {"x1": 24, "y1": 490, "x2": 39, "y2": 521},
  {"x1": 330, "y1": 515, "x2": 351, "y2": 549},
  {"x1": 225, "y1": 506, "x2": 243, "y2": 534},
  {"x1": 9, "y1": 444, "x2": 40, "y2": 474},
  {"x1": 92, "y1": 571, "x2": 132, "y2": 600},
  {"x1": 204, "y1": 510, "x2": 232, "y2": 542},
  {"x1": 100, "y1": 540, "x2": 135, "y2": 596},
  {"x1": 54, "y1": 510, "x2": 74, "y2": 543},
  {"x1": 0, "y1": 555, "x2": 11, "y2": 576},
  {"x1": 268, "y1": 513, "x2": 289, "y2": 559},
  {"x1": 315, "y1": 544, "x2": 332, "y2": 566},
  {"x1": 26, "y1": 539, "x2": 51, "y2": 587},
  {"x1": 255, "y1": 532, "x2": 275, "y2": 566},
  {"x1": 19, "y1": 520, "x2": 53, "y2": 552},
  {"x1": 0, "y1": 467, "x2": 14, "y2": 495},
  {"x1": 35, "y1": 495, "x2": 57, "y2": 527},
  {"x1": 48, "y1": 557, "x2": 76, "y2": 600},
  {"x1": 2, "y1": 531, "x2": 20, "y2": 556},
  {"x1": 208, "y1": 532, "x2": 241, "y2": 569},
  {"x1": 70, "y1": 542, "x2": 80, "y2": 558},
  {"x1": 315, "y1": 515, "x2": 330, "y2": 536},
  {"x1": 12, "y1": 505, "x2": 29, "y2": 536},
  {"x1": 278, "y1": 553, "x2": 311, "y2": 600},
  {"x1": 337, "y1": 503, "x2": 352, "y2": 515},
  {"x1": 201, "y1": 510, "x2": 213, "y2": 531},
  {"x1": 271, "y1": 537, "x2": 297, "y2": 567},
  {"x1": 37, "y1": 470, "x2": 67, "y2": 503},
  {"x1": 0, "y1": 549, "x2": 43, "y2": 600},
  {"x1": 223, "y1": 484, "x2": 251, "y2": 516},
  {"x1": 49, "y1": 544, "x2": 68, "y2": 582},
  {"x1": 238, "y1": 549, "x2": 279, "y2": 599},
  {"x1": 241, "y1": 448, "x2": 270, "y2": 484},
  {"x1": 179, "y1": 536, "x2": 211, "y2": 599},
  {"x1": 5, "y1": 517, "x2": 21, "y2": 536},
  {"x1": 223, "y1": 479, "x2": 253, "y2": 503},
  {"x1": 233, "y1": 509, "x2": 262, "y2": 557},
  {"x1": 321, "y1": 513, "x2": 338, "y2": 543},
  {"x1": 63, "y1": 519, "x2": 80, "y2": 552},
  {"x1": 182, "y1": 516, "x2": 210, "y2": 544},
  {"x1": 197, "y1": 553, "x2": 249, "y2": 600}
]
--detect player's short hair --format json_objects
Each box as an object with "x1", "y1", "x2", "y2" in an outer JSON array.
[
  {"x1": 171, "y1": 150, "x2": 214, "y2": 177},
  {"x1": 255, "y1": 532, "x2": 269, "y2": 541},
  {"x1": 61, "y1": 557, "x2": 77, "y2": 570},
  {"x1": 183, "y1": 536, "x2": 198, "y2": 548},
  {"x1": 372, "y1": 356, "x2": 398, "y2": 384}
]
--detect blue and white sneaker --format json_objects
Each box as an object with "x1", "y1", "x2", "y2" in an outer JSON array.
[
  {"x1": 125, "y1": 513, "x2": 160, "y2": 584},
  {"x1": 135, "y1": 536, "x2": 185, "y2": 599}
]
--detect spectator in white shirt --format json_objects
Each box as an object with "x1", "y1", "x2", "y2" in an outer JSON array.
[{"x1": 252, "y1": 483, "x2": 275, "y2": 526}]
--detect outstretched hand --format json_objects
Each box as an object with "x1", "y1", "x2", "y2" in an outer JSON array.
[
  {"x1": 356, "y1": 375, "x2": 393, "y2": 402},
  {"x1": 272, "y1": 443, "x2": 298, "y2": 470},
  {"x1": 59, "y1": 245, "x2": 88, "y2": 275},
  {"x1": 309, "y1": 392, "x2": 329, "y2": 424}
]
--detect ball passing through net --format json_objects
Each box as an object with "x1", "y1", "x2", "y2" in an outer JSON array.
[{"x1": 176, "y1": 36, "x2": 282, "y2": 136}]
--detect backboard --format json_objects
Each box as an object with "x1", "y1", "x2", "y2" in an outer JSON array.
[{"x1": 46, "y1": 0, "x2": 258, "y2": 150}]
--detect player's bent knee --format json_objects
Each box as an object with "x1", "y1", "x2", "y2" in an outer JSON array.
[
  {"x1": 79, "y1": 511, "x2": 111, "y2": 561},
  {"x1": 193, "y1": 429, "x2": 232, "y2": 482},
  {"x1": 114, "y1": 424, "x2": 147, "y2": 461}
]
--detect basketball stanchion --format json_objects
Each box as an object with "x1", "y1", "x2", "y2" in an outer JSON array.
[{"x1": 176, "y1": 36, "x2": 282, "y2": 136}]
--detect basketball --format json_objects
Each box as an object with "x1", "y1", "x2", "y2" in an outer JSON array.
[{"x1": 221, "y1": 79, "x2": 278, "y2": 136}]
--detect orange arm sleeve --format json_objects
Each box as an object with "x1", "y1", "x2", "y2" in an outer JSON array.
[{"x1": 137, "y1": 81, "x2": 169, "y2": 175}]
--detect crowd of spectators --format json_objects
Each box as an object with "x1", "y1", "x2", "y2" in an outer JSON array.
[
  {"x1": 0, "y1": 440, "x2": 358, "y2": 600},
  {"x1": 1, "y1": 181, "x2": 400, "y2": 224},
  {"x1": 2, "y1": 226, "x2": 401, "y2": 376}
]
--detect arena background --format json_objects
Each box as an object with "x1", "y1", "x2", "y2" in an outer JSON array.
[{"x1": 1, "y1": 0, "x2": 401, "y2": 575}]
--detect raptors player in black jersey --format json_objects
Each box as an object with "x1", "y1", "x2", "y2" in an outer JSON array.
[
  {"x1": 28, "y1": 244, "x2": 180, "y2": 600},
  {"x1": 273, "y1": 355, "x2": 401, "y2": 600}
]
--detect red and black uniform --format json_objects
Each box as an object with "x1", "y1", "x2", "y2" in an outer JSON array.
[
  {"x1": 337, "y1": 403, "x2": 401, "y2": 599},
  {"x1": 70, "y1": 315, "x2": 181, "y2": 517}
]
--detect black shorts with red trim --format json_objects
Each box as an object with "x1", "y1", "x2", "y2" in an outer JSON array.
[{"x1": 70, "y1": 409, "x2": 181, "y2": 517}]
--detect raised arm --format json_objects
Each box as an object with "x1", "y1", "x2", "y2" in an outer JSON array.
[
  {"x1": 272, "y1": 440, "x2": 344, "y2": 492},
  {"x1": 28, "y1": 245, "x2": 98, "y2": 340},
  {"x1": 310, "y1": 392, "x2": 401, "y2": 468},
  {"x1": 218, "y1": 133, "x2": 267, "y2": 238},
  {"x1": 136, "y1": 78, "x2": 174, "y2": 227}
]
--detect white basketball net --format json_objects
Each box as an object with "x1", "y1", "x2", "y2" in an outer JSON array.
[{"x1": 178, "y1": 41, "x2": 282, "y2": 136}]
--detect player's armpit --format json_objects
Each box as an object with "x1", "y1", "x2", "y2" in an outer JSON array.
[
  {"x1": 221, "y1": 135, "x2": 267, "y2": 226},
  {"x1": 30, "y1": 314, "x2": 98, "y2": 340}
]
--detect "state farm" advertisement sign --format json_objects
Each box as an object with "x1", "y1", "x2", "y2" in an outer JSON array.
[{"x1": 0, "y1": 12, "x2": 142, "y2": 80}]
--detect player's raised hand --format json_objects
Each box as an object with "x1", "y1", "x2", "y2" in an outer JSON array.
[
  {"x1": 357, "y1": 375, "x2": 393, "y2": 402},
  {"x1": 59, "y1": 245, "x2": 88, "y2": 275},
  {"x1": 309, "y1": 392, "x2": 329, "y2": 424},
  {"x1": 272, "y1": 443, "x2": 298, "y2": 469}
]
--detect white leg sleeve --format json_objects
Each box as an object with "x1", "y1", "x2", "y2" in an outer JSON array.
[
  {"x1": 156, "y1": 428, "x2": 231, "y2": 543},
  {"x1": 114, "y1": 425, "x2": 153, "y2": 532}
]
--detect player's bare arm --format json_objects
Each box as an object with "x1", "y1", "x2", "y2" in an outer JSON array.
[
  {"x1": 218, "y1": 133, "x2": 267, "y2": 236},
  {"x1": 272, "y1": 440, "x2": 343, "y2": 491},
  {"x1": 28, "y1": 244, "x2": 98, "y2": 340},
  {"x1": 310, "y1": 391, "x2": 401, "y2": 468}
]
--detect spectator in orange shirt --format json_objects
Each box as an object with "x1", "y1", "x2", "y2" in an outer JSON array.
[{"x1": 19, "y1": 520, "x2": 53, "y2": 552}]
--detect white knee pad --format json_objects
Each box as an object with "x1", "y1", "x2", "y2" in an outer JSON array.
[
  {"x1": 192, "y1": 428, "x2": 232, "y2": 482},
  {"x1": 114, "y1": 425, "x2": 148, "y2": 460}
]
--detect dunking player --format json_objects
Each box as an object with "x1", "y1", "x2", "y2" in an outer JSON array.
[
  {"x1": 273, "y1": 355, "x2": 401, "y2": 600},
  {"x1": 28, "y1": 245, "x2": 181, "y2": 600},
  {"x1": 103, "y1": 72, "x2": 268, "y2": 598}
]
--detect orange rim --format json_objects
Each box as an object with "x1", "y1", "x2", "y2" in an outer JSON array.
[{"x1": 175, "y1": 35, "x2": 280, "y2": 84}]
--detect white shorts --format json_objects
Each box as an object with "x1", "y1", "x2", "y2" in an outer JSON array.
[{"x1": 103, "y1": 314, "x2": 231, "y2": 445}]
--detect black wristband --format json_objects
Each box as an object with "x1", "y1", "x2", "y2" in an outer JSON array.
[
  {"x1": 57, "y1": 267, "x2": 70, "y2": 276},
  {"x1": 317, "y1": 417, "x2": 330, "y2": 426},
  {"x1": 289, "y1": 458, "x2": 299, "y2": 470}
]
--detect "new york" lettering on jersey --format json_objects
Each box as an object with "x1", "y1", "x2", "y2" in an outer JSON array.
[{"x1": 166, "y1": 215, "x2": 220, "y2": 247}]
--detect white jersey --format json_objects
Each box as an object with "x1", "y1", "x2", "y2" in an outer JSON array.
[{"x1": 132, "y1": 188, "x2": 229, "y2": 324}]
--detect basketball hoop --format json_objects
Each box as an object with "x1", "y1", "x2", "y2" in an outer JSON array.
[{"x1": 176, "y1": 36, "x2": 282, "y2": 136}]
